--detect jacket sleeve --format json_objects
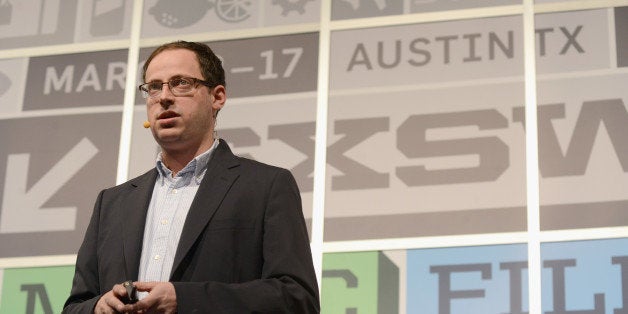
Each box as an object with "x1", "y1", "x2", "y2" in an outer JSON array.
[
  {"x1": 172, "y1": 169, "x2": 320, "y2": 313},
  {"x1": 62, "y1": 190, "x2": 104, "y2": 313}
]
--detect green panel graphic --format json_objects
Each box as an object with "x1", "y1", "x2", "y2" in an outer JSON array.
[
  {"x1": 322, "y1": 251, "x2": 399, "y2": 314},
  {"x1": 0, "y1": 266, "x2": 74, "y2": 314}
]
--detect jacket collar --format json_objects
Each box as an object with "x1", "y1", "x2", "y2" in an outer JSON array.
[
  {"x1": 121, "y1": 138, "x2": 241, "y2": 280},
  {"x1": 169, "y1": 139, "x2": 241, "y2": 279},
  {"x1": 122, "y1": 169, "x2": 158, "y2": 280}
]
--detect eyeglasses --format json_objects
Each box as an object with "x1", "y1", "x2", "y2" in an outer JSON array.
[{"x1": 138, "y1": 77, "x2": 213, "y2": 99}]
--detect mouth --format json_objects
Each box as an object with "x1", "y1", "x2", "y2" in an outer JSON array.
[{"x1": 157, "y1": 110, "x2": 180, "y2": 127}]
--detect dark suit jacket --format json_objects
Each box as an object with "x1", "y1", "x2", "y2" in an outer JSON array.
[{"x1": 63, "y1": 139, "x2": 320, "y2": 313}]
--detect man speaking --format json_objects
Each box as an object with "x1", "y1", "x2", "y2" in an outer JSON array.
[{"x1": 63, "y1": 41, "x2": 320, "y2": 313}]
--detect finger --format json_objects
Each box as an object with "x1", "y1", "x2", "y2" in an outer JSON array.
[
  {"x1": 121, "y1": 297, "x2": 153, "y2": 313},
  {"x1": 94, "y1": 299, "x2": 117, "y2": 314},
  {"x1": 104, "y1": 292, "x2": 126, "y2": 313},
  {"x1": 105, "y1": 299, "x2": 125, "y2": 313},
  {"x1": 96, "y1": 291, "x2": 122, "y2": 313},
  {"x1": 133, "y1": 281, "x2": 156, "y2": 292},
  {"x1": 112, "y1": 283, "x2": 129, "y2": 298}
]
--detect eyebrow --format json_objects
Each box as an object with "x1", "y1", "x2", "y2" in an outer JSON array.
[{"x1": 146, "y1": 74, "x2": 190, "y2": 83}]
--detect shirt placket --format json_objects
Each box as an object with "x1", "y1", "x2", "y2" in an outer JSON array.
[{"x1": 147, "y1": 176, "x2": 183, "y2": 280}]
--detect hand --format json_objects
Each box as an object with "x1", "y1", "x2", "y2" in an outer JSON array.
[
  {"x1": 120, "y1": 282, "x2": 177, "y2": 314},
  {"x1": 94, "y1": 283, "x2": 130, "y2": 314}
]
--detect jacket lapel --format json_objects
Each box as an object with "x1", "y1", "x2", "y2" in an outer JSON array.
[
  {"x1": 122, "y1": 169, "x2": 157, "y2": 280},
  {"x1": 170, "y1": 140, "x2": 240, "y2": 279}
]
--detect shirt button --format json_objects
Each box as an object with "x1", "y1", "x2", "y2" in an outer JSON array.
[
  {"x1": 161, "y1": 219, "x2": 168, "y2": 225},
  {"x1": 172, "y1": 189, "x2": 178, "y2": 194},
  {"x1": 154, "y1": 255, "x2": 160, "y2": 260}
]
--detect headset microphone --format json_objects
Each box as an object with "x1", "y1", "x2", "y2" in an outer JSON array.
[{"x1": 143, "y1": 121, "x2": 150, "y2": 128}]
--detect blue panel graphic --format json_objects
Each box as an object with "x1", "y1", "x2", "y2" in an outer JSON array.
[
  {"x1": 407, "y1": 244, "x2": 528, "y2": 314},
  {"x1": 540, "y1": 238, "x2": 628, "y2": 313},
  {"x1": 407, "y1": 239, "x2": 628, "y2": 314}
]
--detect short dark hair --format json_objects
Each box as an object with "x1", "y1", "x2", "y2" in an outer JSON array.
[{"x1": 142, "y1": 41, "x2": 226, "y2": 89}]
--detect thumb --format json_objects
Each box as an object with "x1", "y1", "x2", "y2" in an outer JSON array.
[{"x1": 133, "y1": 281, "x2": 157, "y2": 292}]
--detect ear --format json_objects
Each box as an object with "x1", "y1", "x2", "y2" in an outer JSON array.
[{"x1": 210, "y1": 85, "x2": 226, "y2": 112}]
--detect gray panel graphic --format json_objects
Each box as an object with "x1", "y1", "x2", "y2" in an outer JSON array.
[
  {"x1": 0, "y1": 71, "x2": 10, "y2": 98},
  {"x1": 410, "y1": 0, "x2": 519, "y2": 13},
  {"x1": 90, "y1": 0, "x2": 127, "y2": 36},
  {"x1": 210, "y1": 33, "x2": 319, "y2": 97},
  {"x1": 0, "y1": 58, "x2": 27, "y2": 115},
  {"x1": 0, "y1": 1, "x2": 11, "y2": 25},
  {"x1": 322, "y1": 207, "x2": 526, "y2": 241},
  {"x1": 141, "y1": 0, "x2": 259, "y2": 38},
  {"x1": 0, "y1": 112, "x2": 121, "y2": 257},
  {"x1": 616, "y1": 6, "x2": 628, "y2": 67},
  {"x1": 148, "y1": 0, "x2": 214, "y2": 27},
  {"x1": 330, "y1": 9, "x2": 608, "y2": 90},
  {"x1": 264, "y1": 0, "x2": 320, "y2": 26},
  {"x1": 148, "y1": 0, "x2": 251, "y2": 25},
  {"x1": 321, "y1": 200, "x2": 628, "y2": 240},
  {"x1": 23, "y1": 49, "x2": 128, "y2": 110},
  {"x1": 332, "y1": 0, "x2": 403, "y2": 20},
  {"x1": 271, "y1": 0, "x2": 317, "y2": 16},
  {"x1": 0, "y1": 0, "x2": 78, "y2": 49},
  {"x1": 541, "y1": 200, "x2": 628, "y2": 230},
  {"x1": 137, "y1": 33, "x2": 318, "y2": 99}
]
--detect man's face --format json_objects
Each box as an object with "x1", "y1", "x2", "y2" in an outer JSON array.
[{"x1": 144, "y1": 48, "x2": 225, "y2": 152}]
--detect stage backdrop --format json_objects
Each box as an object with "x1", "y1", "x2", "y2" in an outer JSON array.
[{"x1": 0, "y1": 0, "x2": 626, "y2": 313}]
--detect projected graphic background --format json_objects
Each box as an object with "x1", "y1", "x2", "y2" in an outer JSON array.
[{"x1": 0, "y1": 0, "x2": 626, "y2": 312}]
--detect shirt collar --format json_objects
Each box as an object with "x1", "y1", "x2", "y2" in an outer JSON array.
[{"x1": 155, "y1": 138, "x2": 220, "y2": 185}]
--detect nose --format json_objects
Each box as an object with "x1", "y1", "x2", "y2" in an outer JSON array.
[{"x1": 157, "y1": 84, "x2": 175, "y2": 108}]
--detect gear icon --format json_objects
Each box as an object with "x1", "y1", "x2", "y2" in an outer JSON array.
[{"x1": 272, "y1": 0, "x2": 314, "y2": 16}]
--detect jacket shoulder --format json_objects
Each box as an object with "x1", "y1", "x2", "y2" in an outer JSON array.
[
  {"x1": 234, "y1": 155, "x2": 290, "y2": 177},
  {"x1": 100, "y1": 168, "x2": 157, "y2": 194}
]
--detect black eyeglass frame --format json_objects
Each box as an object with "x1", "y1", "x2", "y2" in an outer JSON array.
[{"x1": 138, "y1": 77, "x2": 214, "y2": 99}]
